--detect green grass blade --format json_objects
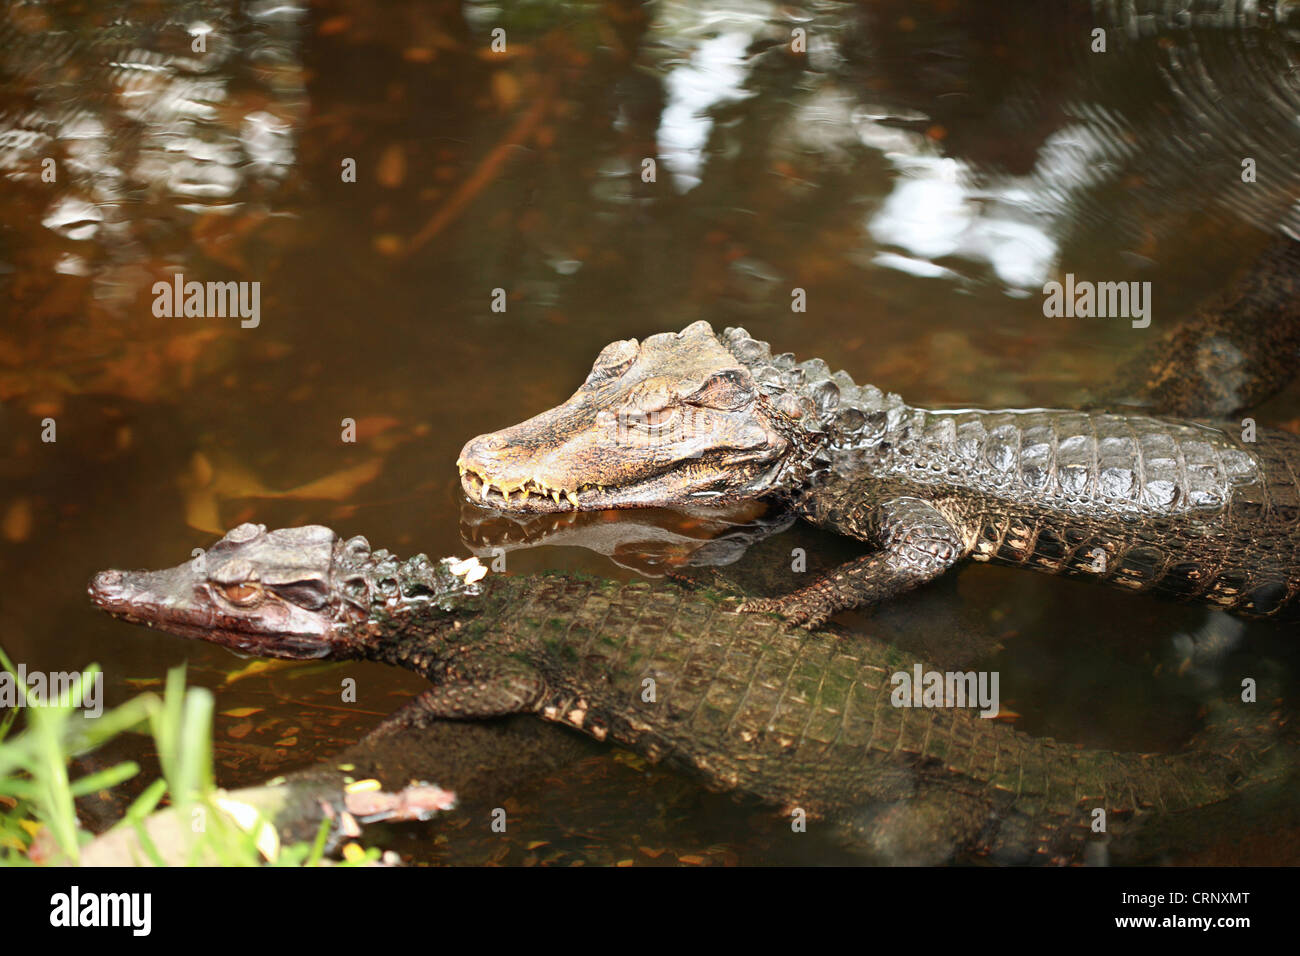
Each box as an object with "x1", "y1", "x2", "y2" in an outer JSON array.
[{"x1": 68, "y1": 761, "x2": 140, "y2": 798}]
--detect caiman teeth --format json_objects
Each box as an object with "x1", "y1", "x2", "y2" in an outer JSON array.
[{"x1": 461, "y1": 465, "x2": 606, "y2": 506}]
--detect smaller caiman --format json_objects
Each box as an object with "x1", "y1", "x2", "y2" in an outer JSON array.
[
  {"x1": 89, "y1": 523, "x2": 1290, "y2": 864},
  {"x1": 458, "y1": 320, "x2": 1300, "y2": 626}
]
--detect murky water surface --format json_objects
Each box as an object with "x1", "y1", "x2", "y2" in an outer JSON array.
[{"x1": 3, "y1": 0, "x2": 1299, "y2": 864}]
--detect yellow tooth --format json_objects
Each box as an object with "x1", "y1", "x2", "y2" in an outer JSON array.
[
  {"x1": 565, "y1": 490, "x2": 579, "y2": 507},
  {"x1": 480, "y1": 481, "x2": 490, "y2": 501},
  {"x1": 551, "y1": 490, "x2": 561, "y2": 504}
]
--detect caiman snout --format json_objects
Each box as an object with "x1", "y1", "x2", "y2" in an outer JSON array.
[
  {"x1": 88, "y1": 567, "x2": 172, "y2": 619},
  {"x1": 458, "y1": 421, "x2": 596, "y2": 511},
  {"x1": 459, "y1": 432, "x2": 509, "y2": 470},
  {"x1": 91, "y1": 569, "x2": 123, "y2": 593},
  {"x1": 88, "y1": 569, "x2": 130, "y2": 608},
  {"x1": 457, "y1": 431, "x2": 522, "y2": 500}
]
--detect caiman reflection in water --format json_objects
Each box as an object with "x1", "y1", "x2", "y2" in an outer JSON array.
[{"x1": 461, "y1": 497, "x2": 794, "y2": 577}]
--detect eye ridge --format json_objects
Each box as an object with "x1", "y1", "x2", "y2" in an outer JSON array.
[
  {"x1": 271, "y1": 581, "x2": 329, "y2": 611},
  {"x1": 585, "y1": 339, "x2": 638, "y2": 385},
  {"x1": 585, "y1": 360, "x2": 633, "y2": 387},
  {"x1": 684, "y1": 369, "x2": 752, "y2": 410}
]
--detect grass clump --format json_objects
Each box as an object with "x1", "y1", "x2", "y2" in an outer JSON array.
[{"x1": 0, "y1": 647, "x2": 377, "y2": 866}]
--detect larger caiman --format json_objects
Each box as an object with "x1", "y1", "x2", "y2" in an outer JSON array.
[
  {"x1": 89, "y1": 523, "x2": 1291, "y2": 864},
  {"x1": 458, "y1": 310, "x2": 1300, "y2": 628}
]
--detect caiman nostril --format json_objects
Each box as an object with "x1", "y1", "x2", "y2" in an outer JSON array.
[
  {"x1": 90, "y1": 570, "x2": 123, "y2": 598},
  {"x1": 475, "y1": 434, "x2": 506, "y2": 454},
  {"x1": 459, "y1": 434, "x2": 509, "y2": 468}
]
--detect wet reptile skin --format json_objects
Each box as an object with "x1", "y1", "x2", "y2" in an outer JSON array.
[
  {"x1": 400, "y1": 571, "x2": 1280, "y2": 864},
  {"x1": 461, "y1": 316, "x2": 1300, "y2": 626},
  {"x1": 793, "y1": 406, "x2": 1300, "y2": 620},
  {"x1": 88, "y1": 525, "x2": 1291, "y2": 864}
]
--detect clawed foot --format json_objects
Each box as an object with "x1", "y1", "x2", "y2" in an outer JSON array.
[
  {"x1": 735, "y1": 554, "x2": 902, "y2": 628},
  {"x1": 738, "y1": 592, "x2": 837, "y2": 629}
]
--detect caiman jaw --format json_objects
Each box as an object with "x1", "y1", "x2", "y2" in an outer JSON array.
[
  {"x1": 457, "y1": 453, "x2": 779, "y2": 514},
  {"x1": 457, "y1": 459, "x2": 601, "y2": 510}
]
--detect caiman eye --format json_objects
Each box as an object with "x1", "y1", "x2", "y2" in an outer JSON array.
[
  {"x1": 219, "y1": 582, "x2": 265, "y2": 607},
  {"x1": 623, "y1": 407, "x2": 678, "y2": 431},
  {"x1": 685, "y1": 368, "x2": 752, "y2": 411}
]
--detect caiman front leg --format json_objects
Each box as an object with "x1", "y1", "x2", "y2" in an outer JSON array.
[
  {"x1": 740, "y1": 496, "x2": 968, "y2": 628},
  {"x1": 372, "y1": 661, "x2": 548, "y2": 734}
]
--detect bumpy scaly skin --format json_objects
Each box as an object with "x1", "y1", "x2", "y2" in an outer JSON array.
[
  {"x1": 462, "y1": 318, "x2": 1300, "y2": 627},
  {"x1": 777, "y1": 406, "x2": 1300, "y2": 625},
  {"x1": 90, "y1": 525, "x2": 1288, "y2": 864},
  {"x1": 414, "y1": 573, "x2": 1281, "y2": 864}
]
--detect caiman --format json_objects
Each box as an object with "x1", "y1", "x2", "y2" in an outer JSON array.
[
  {"x1": 457, "y1": 313, "x2": 1300, "y2": 627},
  {"x1": 89, "y1": 523, "x2": 1290, "y2": 864}
]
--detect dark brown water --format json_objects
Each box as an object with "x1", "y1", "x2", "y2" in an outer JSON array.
[{"x1": 2, "y1": 0, "x2": 1299, "y2": 865}]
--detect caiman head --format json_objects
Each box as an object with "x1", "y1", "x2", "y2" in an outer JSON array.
[
  {"x1": 89, "y1": 523, "x2": 493, "y2": 662},
  {"x1": 458, "y1": 320, "x2": 911, "y2": 513}
]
